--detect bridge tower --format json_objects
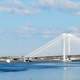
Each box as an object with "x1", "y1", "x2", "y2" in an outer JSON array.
[
  {"x1": 62, "y1": 33, "x2": 66, "y2": 61},
  {"x1": 62, "y1": 33, "x2": 72, "y2": 62}
]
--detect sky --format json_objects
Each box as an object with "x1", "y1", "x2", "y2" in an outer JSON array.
[{"x1": 0, "y1": 0, "x2": 80, "y2": 56}]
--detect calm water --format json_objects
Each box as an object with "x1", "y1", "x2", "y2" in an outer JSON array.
[{"x1": 0, "y1": 62, "x2": 80, "y2": 80}]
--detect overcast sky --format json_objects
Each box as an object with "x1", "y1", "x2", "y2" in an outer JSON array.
[{"x1": 0, "y1": 0, "x2": 80, "y2": 56}]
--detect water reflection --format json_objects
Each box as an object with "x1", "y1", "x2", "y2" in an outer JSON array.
[
  {"x1": 63, "y1": 65, "x2": 80, "y2": 80},
  {"x1": 0, "y1": 62, "x2": 80, "y2": 80}
]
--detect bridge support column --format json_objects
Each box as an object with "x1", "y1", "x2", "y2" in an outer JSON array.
[
  {"x1": 68, "y1": 34, "x2": 71, "y2": 56},
  {"x1": 63, "y1": 33, "x2": 66, "y2": 61}
]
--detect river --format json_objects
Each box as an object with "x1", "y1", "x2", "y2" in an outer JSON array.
[{"x1": 0, "y1": 62, "x2": 80, "y2": 80}]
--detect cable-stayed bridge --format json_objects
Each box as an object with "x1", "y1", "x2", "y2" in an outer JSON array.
[
  {"x1": 0, "y1": 33, "x2": 80, "y2": 71},
  {"x1": 26, "y1": 33, "x2": 80, "y2": 62},
  {"x1": 0, "y1": 32, "x2": 79, "y2": 70},
  {"x1": 0, "y1": 33, "x2": 80, "y2": 63}
]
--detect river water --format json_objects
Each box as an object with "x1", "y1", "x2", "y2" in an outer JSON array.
[{"x1": 0, "y1": 62, "x2": 80, "y2": 80}]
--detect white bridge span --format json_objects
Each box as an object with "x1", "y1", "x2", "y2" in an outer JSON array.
[{"x1": 26, "y1": 33, "x2": 80, "y2": 61}]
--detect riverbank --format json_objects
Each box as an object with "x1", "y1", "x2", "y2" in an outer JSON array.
[{"x1": 0, "y1": 55, "x2": 80, "y2": 63}]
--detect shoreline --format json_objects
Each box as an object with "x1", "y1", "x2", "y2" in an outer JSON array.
[{"x1": 0, "y1": 55, "x2": 80, "y2": 63}]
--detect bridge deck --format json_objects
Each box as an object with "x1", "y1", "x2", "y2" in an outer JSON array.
[{"x1": 0, "y1": 55, "x2": 80, "y2": 62}]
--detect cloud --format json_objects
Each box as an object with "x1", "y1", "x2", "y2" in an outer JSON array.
[
  {"x1": 39, "y1": 26, "x2": 80, "y2": 38},
  {"x1": 38, "y1": 0, "x2": 57, "y2": 7},
  {"x1": 38, "y1": 0, "x2": 80, "y2": 9},
  {"x1": 73, "y1": 11, "x2": 80, "y2": 16},
  {"x1": 64, "y1": 0, "x2": 80, "y2": 9},
  {"x1": 1, "y1": 0, "x2": 80, "y2": 15},
  {"x1": 16, "y1": 24, "x2": 64, "y2": 38},
  {"x1": 36, "y1": 0, "x2": 80, "y2": 15},
  {"x1": 67, "y1": 26, "x2": 80, "y2": 37},
  {"x1": 41, "y1": 30, "x2": 53, "y2": 38},
  {"x1": 0, "y1": 0, "x2": 39, "y2": 15},
  {"x1": 16, "y1": 24, "x2": 36, "y2": 37},
  {"x1": 0, "y1": 0, "x2": 80, "y2": 15},
  {"x1": 40, "y1": 28, "x2": 63, "y2": 38},
  {"x1": 69, "y1": 26, "x2": 80, "y2": 33}
]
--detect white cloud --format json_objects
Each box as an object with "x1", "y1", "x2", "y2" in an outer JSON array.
[
  {"x1": 16, "y1": 24, "x2": 64, "y2": 39},
  {"x1": 69, "y1": 26, "x2": 80, "y2": 32},
  {"x1": 41, "y1": 28, "x2": 64, "y2": 38},
  {"x1": 39, "y1": 0, "x2": 57, "y2": 7},
  {"x1": 73, "y1": 11, "x2": 80, "y2": 16},
  {"x1": 0, "y1": 0, "x2": 39, "y2": 15},
  {"x1": 39, "y1": 26, "x2": 80, "y2": 38},
  {"x1": 16, "y1": 24, "x2": 36, "y2": 37},
  {"x1": 36, "y1": 0, "x2": 80, "y2": 15},
  {"x1": 38, "y1": 0, "x2": 80, "y2": 9},
  {"x1": 68, "y1": 26, "x2": 80, "y2": 37},
  {"x1": 63, "y1": 0, "x2": 80, "y2": 11},
  {"x1": 41, "y1": 30, "x2": 53, "y2": 38},
  {"x1": 0, "y1": 0, "x2": 80, "y2": 15}
]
